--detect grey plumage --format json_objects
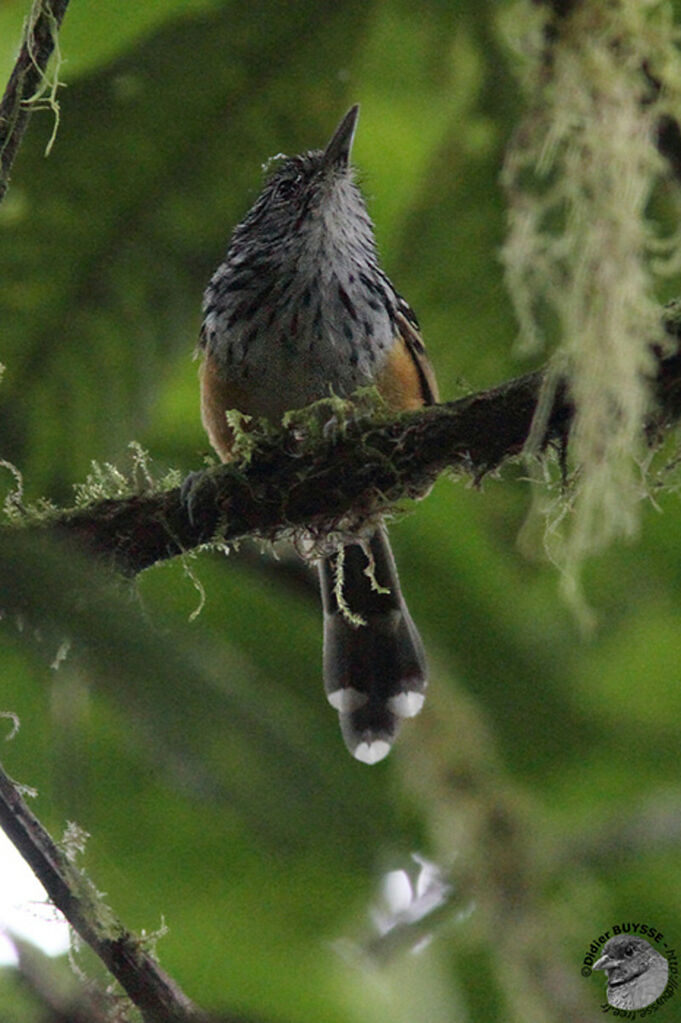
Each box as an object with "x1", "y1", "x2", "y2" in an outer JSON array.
[{"x1": 201, "y1": 107, "x2": 398, "y2": 420}]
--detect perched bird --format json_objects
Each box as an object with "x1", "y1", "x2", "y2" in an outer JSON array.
[
  {"x1": 593, "y1": 935, "x2": 669, "y2": 1009},
  {"x1": 196, "y1": 106, "x2": 438, "y2": 763}
]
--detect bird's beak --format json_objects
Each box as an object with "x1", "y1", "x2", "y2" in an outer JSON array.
[
  {"x1": 593, "y1": 954, "x2": 612, "y2": 971},
  {"x1": 323, "y1": 104, "x2": 359, "y2": 168}
]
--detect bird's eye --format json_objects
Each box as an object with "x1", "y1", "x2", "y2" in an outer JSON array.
[
  {"x1": 273, "y1": 177, "x2": 300, "y2": 201},
  {"x1": 624, "y1": 945, "x2": 635, "y2": 957}
]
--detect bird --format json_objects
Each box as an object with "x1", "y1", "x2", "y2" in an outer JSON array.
[
  {"x1": 593, "y1": 935, "x2": 669, "y2": 1009},
  {"x1": 196, "y1": 105, "x2": 438, "y2": 764}
]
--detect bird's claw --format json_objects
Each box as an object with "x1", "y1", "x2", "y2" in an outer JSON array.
[{"x1": 180, "y1": 470, "x2": 211, "y2": 529}]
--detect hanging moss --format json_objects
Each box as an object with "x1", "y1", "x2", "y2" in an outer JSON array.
[{"x1": 501, "y1": 0, "x2": 681, "y2": 618}]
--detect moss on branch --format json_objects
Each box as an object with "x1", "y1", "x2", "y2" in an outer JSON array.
[{"x1": 4, "y1": 301, "x2": 680, "y2": 578}]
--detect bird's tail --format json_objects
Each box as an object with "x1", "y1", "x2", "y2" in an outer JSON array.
[{"x1": 318, "y1": 525, "x2": 427, "y2": 764}]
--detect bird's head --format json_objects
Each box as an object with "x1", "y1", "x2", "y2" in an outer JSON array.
[
  {"x1": 593, "y1": 935, "x2": 662, "y2": 985},
  {"x1": 228, "y1": 105, "x2": 376, "y2": 270}
]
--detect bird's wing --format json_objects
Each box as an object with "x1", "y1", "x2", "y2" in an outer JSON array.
[{"x1": 394, "y1": 297, "x2": 439, "y2": 406}]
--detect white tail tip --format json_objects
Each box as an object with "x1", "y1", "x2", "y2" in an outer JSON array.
[
  {"x1": 352, "y1": 739, "x2": 391, "y2": 765},
  {"x1": 327, "y1": 687, "x2": 368, "y2": 713},
  {"x1": 387, "y1": 691, "x2": 425, "y2": 719}
]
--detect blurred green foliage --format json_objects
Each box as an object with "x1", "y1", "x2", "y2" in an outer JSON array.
[{"x1": 2, "y1": 1, "x2": 681, "y2": 1021}]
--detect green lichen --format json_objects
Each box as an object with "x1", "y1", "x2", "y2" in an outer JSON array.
[
  {"x1": 23, "y1": 0, "x2": 65, "y2": 156},
  {"x1": 224, "y1": 409, "x2": 269, "y2": 464},
  {"x1": 281, "y1": 386, "x2": 389, "y2": 450},
  {"x1": 332, "y1": 546, "x2": 366, "y2": 628},
  {"x1": 0, "y1": 711, "x2": 20, "y2": 741},
  {"x1": 73, "y1": 442, "x2": 181, "y2": 508},
  {"x1": 1, "y1": 459, "x2": 60, "y2": 526}
]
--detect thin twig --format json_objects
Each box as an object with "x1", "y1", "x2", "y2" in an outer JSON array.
[
  {"x1": 0, "y1": 761, "x2": 201, "y2": 1023},
  {"x1": 0, "y1": 0, "x2": 70, "y2": 205}
]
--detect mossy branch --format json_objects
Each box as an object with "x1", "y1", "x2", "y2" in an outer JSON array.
[
  {"x1": 0, "y1": 0, "x2": 70, "y2": 204},
  {"x1": 6, "y1": 303, "x2": 681, "y2": 578}
]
